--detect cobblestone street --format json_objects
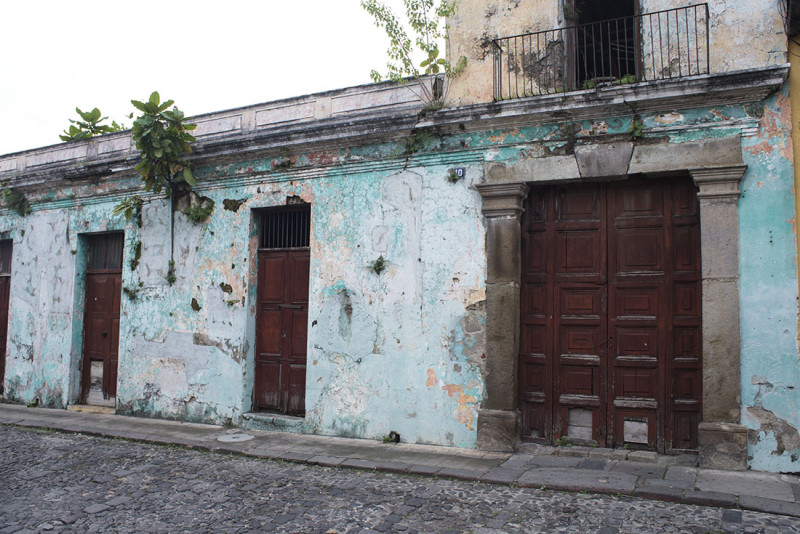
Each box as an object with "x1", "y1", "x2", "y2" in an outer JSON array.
[{"x1": 1, "y1": 426, "x2": 798, "y2": 533}]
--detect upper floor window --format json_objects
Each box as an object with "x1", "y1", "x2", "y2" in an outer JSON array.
[
  {"x1": 492, "y1": 2, "x2": 709, "y2": 100},
  {"x1": 569, "y1": 0, "x2": 637, "y2": 87}
]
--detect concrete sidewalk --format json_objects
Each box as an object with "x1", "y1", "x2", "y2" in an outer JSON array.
[{"x1": 2, "y1": 403, "x2": 798, "y2": 518}]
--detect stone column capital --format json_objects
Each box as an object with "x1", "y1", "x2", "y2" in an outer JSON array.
[
  {"x1": 476, "y1": 182, "x2": 529, "y2": 218},
  {"x1": 690, "y1": 165, "x2": 747, "y2": 201}
]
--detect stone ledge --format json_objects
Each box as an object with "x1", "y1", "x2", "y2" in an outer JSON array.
[{"x1": 0, "y1": 65, "x2": 787, "y2": 190}]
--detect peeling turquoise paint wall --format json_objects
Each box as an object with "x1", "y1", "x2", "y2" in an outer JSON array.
[
  {"x1": 306, "y1": 160, "x2": 486, "y2": 447},
  {"x1": 1, "y1": 87, "x2": 798, "y2": 467},
  {"x1": 738, "y1": 86, "x2": 800, "y2": 472}
]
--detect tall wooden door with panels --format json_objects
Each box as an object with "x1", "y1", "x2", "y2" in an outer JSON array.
[
  {"x1": 81, "y1": 233, "x2": 123, "y2": 403},
  {"x1": 519, "y1": 176, "x2": 702, "y2": 452},
  {"x1": 0, "y1": 240, "x2": 12, "y2": 396},
  {"x1": 254, "y1": 206, "x2": 310, "y2": 416}
]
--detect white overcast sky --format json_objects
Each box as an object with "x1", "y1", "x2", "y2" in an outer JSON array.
[{"x1": 0, "y1": 0, "x2": 414, "y2": 155}]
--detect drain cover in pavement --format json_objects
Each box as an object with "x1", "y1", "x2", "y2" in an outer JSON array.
[{"x1": 217, "y1": 433, "x2": 255, "y2": 443}]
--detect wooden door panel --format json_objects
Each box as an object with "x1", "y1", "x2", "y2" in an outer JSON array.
[
  {"x1": 0, "y1": 276, "x2": 9, "y2": 395},
  {"x1": 615, "y1": 367, "x2": 657, "y2": 398},
  {"x1": 559, "y1": 365, "x2": 599, "y2": 396},
  {"x1": 525, "y1": 233, "x2": 548, "y2": 273},
  {"x1": 290, "y1": 310, "x2": 308, "y2": 359},
  {"x1": 613, "y1": 185, "x2": 662, "y2": 218},
  {"x1": 559, "y1": 326, "x2": 602, "y2": 357},
  {"x1": 519, "y1": 188, "x2": 554, "y2": 441},
  {"x1": 613, "y1": 327, "x2": 658, "y2": 358},
  {"x1": 520, "y1": 177, "x2": 702, "y2": 452},
  {"x1": 555, "y1": 231, "x2": 603, "y2": 275},
  {"x1": 521, "y1": 324, "x2": 547, "y2": 355},
  {"x1": 611, "y1": 285, "x2": 661, "y2": 318},
  {"x1": 86, "y1": 317, "x2": 108, "y2": 357},
  {"x1": 255, "y1": 249, "x2": 309, "y2": 415},
  {"x1": 673, "y1": 327, "x2": 701, "y2": 358},
  {"x1": 557, "y1": 186, "x2": 602, "y2": 221},
  {"x1": 522, "y1": 283, "x2": 547, "y2": 315},
  {"x1": 614, "y1": 228, "x2": 665, "y2": 273},
  {"x1": 672, "y1": 226, "x2": 700, "y2": 273},
  {"x1": 672, "y1": 369, "x2": 701, "y2": 401},
  {"x1": 255, "y1": 360, "x2": 282, "y2": 410},
  {"x1": 520, "y1": 357, "x2": 546, "y2": 392},
  {"x1": 559, "y1": 286, "x2": 602, "y2": 317},
  {"x1": 673, "y1": 283, "x2": 700, "y2": 318},
  {"x1": 287, "y1": 363, "x2": 306, "y2": 415},
  {"x1": 83, "y1": 272, "x2": 122, "y2": 400},
  {"x1": 257, "y1": 309, "x2": 282, "y2": 355},
  {"x1": 259, "y1": 255, "x2": 287, "y2": 303},
  {"x1": 81, "y1": 234, "x2": 123, "y2": 402},
  {"x1": 290, "y1": 253, "x2": 310, "y2": 303}
]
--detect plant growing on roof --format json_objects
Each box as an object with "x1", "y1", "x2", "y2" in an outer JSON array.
[
  {"x1": 130, "y1": 92, "x2": 197, "y2": 195},
  {"x1": 1, "y1": 188, "x2": 32, "y2": 216},
  {"x1": 362, "y1": 0, "x2": 467, "y2": 106},
  {"x1": 129, "y1": 91, "x2": 197, "y2": 284},
  {"x1": 60, "y1": 107, "x2": 126, "y2": 142}
]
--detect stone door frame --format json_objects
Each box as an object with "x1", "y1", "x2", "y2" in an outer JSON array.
[{"x1": 475, "y1": 136, "x2": 748, "y2": 469}]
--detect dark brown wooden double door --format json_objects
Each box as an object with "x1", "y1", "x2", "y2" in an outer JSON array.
[
  {"x1": 81, "y1": 234, "x2": 123, "y2": 401},
  {"x1": 254, "y1": 250, "x2": 309, "y2": 415},
  {"x1": 520, "y1": 177, "x2": 702, "y2": 452}
]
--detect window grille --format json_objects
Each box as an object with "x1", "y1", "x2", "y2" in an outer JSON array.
[
  {"x1": 260, "y1": 206, "x2": 310, "y2": 249},
  {"x1": 87, "y1": 233, "x2": 124, "y2": 271}
]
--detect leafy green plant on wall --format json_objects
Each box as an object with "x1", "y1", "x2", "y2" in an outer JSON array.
[
  {"x1": 446, "y1": 169, "x2": 463, "y2": 183},
  {"x1": 1, "y1": 188, "x2": 32, "y2": 216},
  {"x1": 129, "y1": 240, "x2": 142, "y2": 271},
  {"x1": 368, "y1": 255, "x2": 388, "y2": 275},
  {"x1": 395, "y1": 128, "x2": 434, "y2": 157},
  {"x1": 182, "y1": 196, "x2": 215, "y2": 224},
  {"x1": 112, "y1": 195, "x2": 143, "y2": 227},
  {"x1": 131, "y1": 92, "x2": 197, "y2": 195},
  {"x1": 129, "y1": 91, "x2": 197, "y2": 284},
  {"x1": 362, "y1": 0, "x2": 467, "y2": 107},
  {"x1": 166, "y1": 259, "x2": 177, "y2": 286},
  {"x1": 628, "y1": 115, "x2": 645, "y2": 140},
  {"x1": 60, "y1": 107, "x2": 126, "y2": 142}
]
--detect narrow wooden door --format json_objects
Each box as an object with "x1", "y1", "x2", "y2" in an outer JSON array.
[
  {"x1": 254, "y1": 249, "x2": 309, "y2": 415},
  {"x1": 519, "y1": 177, "x2": 701, "y2": 452},
  {"x1": 81, "y1": 234, "x2": 123, "y2": 401},
  {"x1": 0, "y1": 241, "x2": 12, "y2": 396}
]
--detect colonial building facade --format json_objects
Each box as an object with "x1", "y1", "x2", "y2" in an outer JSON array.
[{"x1": 0, "y1": 1, "x2": 797, "y2": 472}]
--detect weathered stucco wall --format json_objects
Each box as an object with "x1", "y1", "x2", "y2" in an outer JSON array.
[
  {"x1": 737, "y1": 85, "x2": 800, "y2": 472},
  {"x1": 2, "y1": 184, "x2": 134, "y2": 407},
  {"x1": 446, "y1": 0, "x2": 559, "y2": 105},
  {"x1": 306, "y1": 160, "x2": 487, "y2": 446},
  {"x1": 0, "y1": 144, "x2": 490, "y2": 447},
  {"x1": 1, "y1": 70, "x2": 796, "y2": 468},
  {"x1": 447, "y1": 0, "x2": 788, "y2": 105}
]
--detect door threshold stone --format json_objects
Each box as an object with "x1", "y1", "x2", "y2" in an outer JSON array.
[
  {"x1": 241, "y1": 411, "x2": 305, "y2": 433},
  {"x1": 67, "y1": 404, "x2": 115, "y2": 415}
]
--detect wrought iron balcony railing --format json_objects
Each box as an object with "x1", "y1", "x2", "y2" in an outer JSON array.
[{"x1": 492, "y1": 4, "x2": 709, "y2": 100}]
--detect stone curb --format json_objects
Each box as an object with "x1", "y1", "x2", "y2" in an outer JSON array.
[{"x1": 2, "y1": 406, "x2": 799, "y2": 519}]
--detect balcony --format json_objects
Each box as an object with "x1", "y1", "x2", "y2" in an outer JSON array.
[{"x1": 492, "y1": 4, "x2": 710, "y2": 100}]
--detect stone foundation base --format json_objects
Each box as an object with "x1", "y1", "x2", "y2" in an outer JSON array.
[
  {"x1": 477, "y1": 408, "x2": 518, "y2": 452},
  {"x1": 698, "y1": 422, "x2": 748, "y2": 470}
]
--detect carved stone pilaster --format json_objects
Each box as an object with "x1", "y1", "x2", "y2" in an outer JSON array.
[
  {"x1": 475, "y1": 182, "x2": 529, "y2": 452},
  {"x1": 690, "y1": 165, "x2": 748, "y2": 470}
]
